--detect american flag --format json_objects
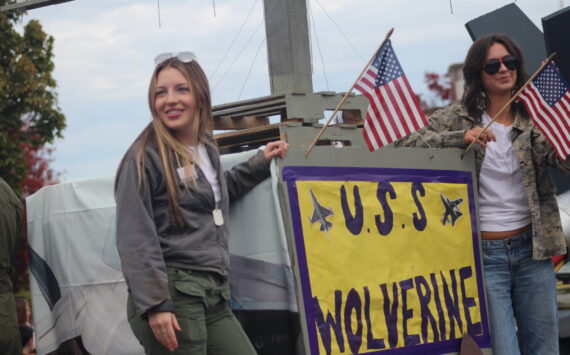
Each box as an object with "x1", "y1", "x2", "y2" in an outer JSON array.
[
  {"x1": 354, "y1": 40, "x2": 427, "y2": 151},
  {"x1": 518, "y1": 62, "x2": 570, "y2": 159}
]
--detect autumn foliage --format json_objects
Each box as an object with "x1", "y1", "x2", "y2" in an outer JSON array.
[
  {"x1": 424, "y1": 72, "x2": 453, "y2": 103},
  {"x1": 1, "y1": 4, "x2": 65, "y2": 293},
  {"x1": 20, "y1": 141, "x2": 60, "y2": 196},
  {"x1": 0, "y1": 8, "x2": 66, "y2": 196}
]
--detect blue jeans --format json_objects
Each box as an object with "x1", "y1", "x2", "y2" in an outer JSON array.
[{"x1": 482, "y1": 230, "x2": 559, "y2": 355}]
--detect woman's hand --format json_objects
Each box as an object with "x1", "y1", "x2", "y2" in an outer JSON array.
[
  {"x1": 149, "y1": 311, "x2": 181, "y2": 352},
  {"x1": 263, "y1": 140, "x2": 289, "y2": 164},
  {"x1": 464, "y1": 127, "x2": 496, "y2": 148}
]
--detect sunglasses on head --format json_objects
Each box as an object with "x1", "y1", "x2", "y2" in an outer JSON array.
[
  {"x1": 154, "y1": 51, "x2": 197, "y2": 66},
  {"x1": 482, "y1": 55, "x2": 519, "y2": 75}
]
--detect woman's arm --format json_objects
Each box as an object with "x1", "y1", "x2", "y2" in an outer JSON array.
[
  {"x1": 262, "y1": 140, "x2": 288, "y2": 164},
  {"x1": 224, "y1": 141, "x2": 289, "y2": 202},
  {"x1": 394, "y1": 105, "x2": 475, "y2": 149},
  {"x1": 148, "y1": 312, "x2": 181, "y2": 352},
  {"x1": 115, "y1": 155, "x2": 174, "y2": 317},
  {"x1": 116, "y1": 154, "x2": 182, "y2": 350}
]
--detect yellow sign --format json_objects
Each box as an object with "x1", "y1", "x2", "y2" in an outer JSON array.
[{"x1": 284, "y1": 167, "x2": 489, "y2": 354}]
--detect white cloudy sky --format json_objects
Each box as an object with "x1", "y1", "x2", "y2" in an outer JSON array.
[{"x1": 17, "y1": 0, "x2": 566, "y2": 181}]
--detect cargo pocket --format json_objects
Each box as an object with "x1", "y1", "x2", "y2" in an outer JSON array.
[
  {"x1": 208, "y1": 279, "x2": 231, "y2": 309},
  {"x1": 220, "y1": 283, "x2": 230, "y2": 302},
  {"x1": 171, "y1": 270, "x2": 208, "y2": 350},
  {"x1": 174, "y1": 280, "x2": 206, "y2": 300},
  {"x1": 0, "y1": 307, "x2": 18, "y2": 348},
  {"x1": 172, "y1": 270, "x2": 207, "y2": 318}
]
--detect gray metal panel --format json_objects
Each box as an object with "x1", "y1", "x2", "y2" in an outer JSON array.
[
  {"x1": 264, "y1": 0, "x2": 313, "y2": 94},
  {"x1": 542, "y1": 7, "x2": 570, "y2": 195},
  {"x1": 542, "y1": 6, "x2": 570, "y2": 85},
  {"x1": 0, "y1": 0, "x2": 73, "y2": 11},
  {"x1": 276, "y1": 125, "x2": 491, "y2": 354},
  {"x1": 465, "y1": 3, "x2": 546, "y2": 74}
]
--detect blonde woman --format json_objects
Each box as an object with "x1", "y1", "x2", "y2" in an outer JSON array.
[{"x1": 115, "y1": 52, "x2": 288, "y2": 354}]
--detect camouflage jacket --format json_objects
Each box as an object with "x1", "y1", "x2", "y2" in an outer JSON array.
[{"x1": 395, "y1": 104, "x2": 569, "y2": 260}]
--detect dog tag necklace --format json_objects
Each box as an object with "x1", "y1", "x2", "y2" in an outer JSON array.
[{"x1": 213, "y1": 207, "x2": 224, "y2": 226}]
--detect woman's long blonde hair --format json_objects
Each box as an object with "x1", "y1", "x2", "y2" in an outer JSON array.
[{"x1": 116, "y1": 58, "x2": 214, "y2": 226}]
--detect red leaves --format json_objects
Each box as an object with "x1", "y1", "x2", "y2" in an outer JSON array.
[
  {"x1": 424, "y1": 72, "x2": 453, "y2": 102},
  {"x1": 19, "y1": 141, "x2": 59, "y2": 197}
]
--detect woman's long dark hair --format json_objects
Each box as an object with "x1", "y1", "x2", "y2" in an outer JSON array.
[{"x1": 461, "y1": 33, "x2": 529, "y2": 121}]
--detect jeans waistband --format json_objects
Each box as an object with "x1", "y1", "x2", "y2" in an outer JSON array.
[{"x1": 481, "y1": 228, "x2": 532, "y2": 250}]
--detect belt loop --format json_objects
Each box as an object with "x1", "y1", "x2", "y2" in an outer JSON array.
[{"x1": 524, "y1": 229, "x2": 532, "y2": 248}]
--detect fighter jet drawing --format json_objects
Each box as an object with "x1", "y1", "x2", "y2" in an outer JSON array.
[
  {"x1": 309, "y1": 188, "x2": 334, "y2": 238},
  {"x1": 440, "y1": 193, "x2": 463, "y2": 226}
]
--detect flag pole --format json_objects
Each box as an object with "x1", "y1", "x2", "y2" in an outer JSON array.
[
  {"x1": 304, "y1": 28, "x2": 395, "y2": 158},
  {"x1": 461, "y1": 52, "x2": 557, "y2": 159}
]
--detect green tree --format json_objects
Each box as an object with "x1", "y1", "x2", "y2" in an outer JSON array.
[{"x1": 0, "y1": 3, "x2": 66, "y2": 196}]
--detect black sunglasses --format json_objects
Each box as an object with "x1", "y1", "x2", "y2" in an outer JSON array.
[{"x1": 482, "y1": 55, "x2": 519, "y2": 75}]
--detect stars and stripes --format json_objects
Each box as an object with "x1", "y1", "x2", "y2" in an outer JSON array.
[
  {"x1": 518, "y1": 62, "x2": 570, "y2": 159},
  {"x1": 354, "y1": 40, "x2": 427, "y2": 151}
]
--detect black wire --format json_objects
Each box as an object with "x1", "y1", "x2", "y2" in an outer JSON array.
[
  {"x1": 449, "y1": 0, "x2": 453, "y2": 14},
  {"x1": 157, "y1": 0, "x2": 162, "y2": 28},
  {"x1": 313, "y1": 0, "x2": 365, "y2": 62},
  {"x1": 213, "y1": 19, "x2": 264, "y2": 90},
  {"x1": 238, "y1": 38, "x2": 266, "y2": 100},
  {"x1": 210, "y1": 0, "x2": 259, "y2": 81},
  {"x1": 308, "y1": 0, "x2": 329, "y2": 90}
]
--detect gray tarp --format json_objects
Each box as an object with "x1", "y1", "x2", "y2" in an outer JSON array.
[{"x1": 26, "y1": 149, "x2": 296, "y2": 355}]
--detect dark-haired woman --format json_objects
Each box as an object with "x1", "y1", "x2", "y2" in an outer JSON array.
[{"x1": 396, "y1": 34, "x2": 567, "y2": 354}]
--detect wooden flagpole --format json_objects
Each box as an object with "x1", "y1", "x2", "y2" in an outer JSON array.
[
  {"x1": 461, "y1": 52, "x2": 557, "y2": 159},
  {"x1": 304, "y1": 27, "x2": 394, "y2": 158}
]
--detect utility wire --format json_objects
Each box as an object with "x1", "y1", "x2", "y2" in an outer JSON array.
[
  {"x1": 449, "y1": 0, "x2": 453, "y2": 14},
  {"x1": 212, "y1": 19, "x2": 265, "y2": 90},
  {"x1": 308, "y1": 0, "x2": 329, "y2": 90},
  {"x1": 213, "y1": 0, "x2": 280, "y2": 94},
  {"x1": 157, "y1": 0, "x2": 161, "y2": 28},
  {"x1": 209, "y1": 0, "x2": 259, "y2": 81},
  {"x1": 313, "y1": 0, "x2": 365, "y2": 62},
  {"x1": 238, "y1": 37, "x2": 266, "y2": 101},
  {"x1": 212, "y1": 0, "x2": 216, "y2": 17}
]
